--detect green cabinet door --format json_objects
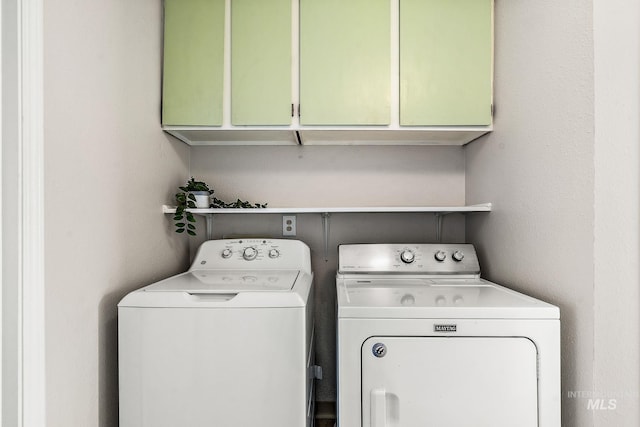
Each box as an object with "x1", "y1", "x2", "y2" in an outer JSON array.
[
  {"x1": 300, "y1": 0, "x2": 391, "y2": 125},
  {"x1": 400, "y1": 0, "x2": 493, "y2": 126},
  {"x1": 231, "y1": 0, "x2": 291, "y2": 125},
  {"x1": 162, "y1": 0, "x2": 225, "y2": 126}
]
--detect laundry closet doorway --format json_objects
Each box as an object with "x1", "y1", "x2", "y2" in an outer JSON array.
[{"x1": 1, "y1": 0, "x2": 46, "y2": 425}]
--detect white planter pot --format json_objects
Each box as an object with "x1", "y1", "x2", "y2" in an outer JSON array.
[{"x1": 190, "y1": 191, "x2": 211, "y2": 208}]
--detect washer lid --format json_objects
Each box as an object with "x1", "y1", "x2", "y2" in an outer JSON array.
[
  {"x1": 119, "y1": 269, "x2": 312, "y2": 308},
  {"x1": 337, "y1": 278, "x2": 559, "y2": 319},
  {"x1": 145, "y1": 270, "x2": 300, "y2": 293}
]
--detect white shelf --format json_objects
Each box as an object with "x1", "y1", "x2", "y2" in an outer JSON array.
[
  {"x1": 164, "y1": 203, "x2": 492, "y2": 256},
  {"x1": 162, "y1": 203, "x2": 492, "y2": 215}
]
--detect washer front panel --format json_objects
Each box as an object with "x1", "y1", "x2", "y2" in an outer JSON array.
[{"x1": 119, "y1": 306, "x2": 307, "y2": 427}]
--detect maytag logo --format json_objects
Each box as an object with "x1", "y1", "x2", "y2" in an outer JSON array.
[{"x1": 434, "y1": 324, "x2": 457, "y2": 332}]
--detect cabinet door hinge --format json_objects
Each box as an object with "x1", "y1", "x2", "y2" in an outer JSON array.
[{"x1": 291, "y1": 104, "x2": 301, "y2": 118}]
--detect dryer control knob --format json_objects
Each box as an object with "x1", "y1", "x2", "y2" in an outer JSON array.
[
  {"x1": 434, "y1": 250, "x2": 447, "y2": 262},
  {"x1": 242, "y1": 247, "x2": 258, "y2": 261},
  {"x1": 452, "y1": 251, "x2": 465, "y2": 262},
  {"x1": 221, "y1": 248, "x2": 233, "y2": 259},
  {"x1": 400, "y1": 250, "x2": 415, "y2": 264}
]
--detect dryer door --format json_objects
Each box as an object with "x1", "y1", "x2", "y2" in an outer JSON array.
[{"x1": 361, "y1": 336, "x2": 538, "y2": 427}]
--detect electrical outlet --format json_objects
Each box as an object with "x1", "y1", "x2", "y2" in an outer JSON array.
[{"x1": 282, "y1": 215, "x2": 296, "y2": 236}]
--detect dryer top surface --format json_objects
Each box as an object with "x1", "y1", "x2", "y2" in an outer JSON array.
[{"x1": 336, "y1": 277, "x2": 559, "y2": 319}]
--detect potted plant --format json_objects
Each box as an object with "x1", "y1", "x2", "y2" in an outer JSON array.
[
  {"x1": 174, "y1": 177, "x2": 213, "y2": 236},
  {"x1": 173, "y1": 177, "x2": 268, "y2": 236},
  {"x1": 181, "y1": 177, "x2": 213, "y2": 208}
]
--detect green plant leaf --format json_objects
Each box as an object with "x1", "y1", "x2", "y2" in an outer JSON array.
[
  {"x1": 181, "y1": 177, "x2": 212, "y2": 193},
  {"x1": 176, "y1": 229, "x2": 185, "y2": 233},
  {"x1": 187, "y1": 224, "x2": 195, "y2": 230},
  {"x1": 186, "y1": 213, "x2": 196, "y2": 222},
  {"x1": 187, "y1": 230, "x2": 196, "y2": 236},
  {"x1": 175, "y1": 223, "x2": 185, "y2": 227}
]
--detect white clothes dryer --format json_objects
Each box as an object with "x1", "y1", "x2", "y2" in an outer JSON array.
[
  {"x1": 336, "y1": 243, "x2": 560, "y2": 427},
  {"x1": 119, "y1": 239, "x2": 316, "y2": 427}
]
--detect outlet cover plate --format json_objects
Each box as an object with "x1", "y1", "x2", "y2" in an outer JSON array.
[{"x1": 282, "y1": 215, "x2": 296, "y2": 236}]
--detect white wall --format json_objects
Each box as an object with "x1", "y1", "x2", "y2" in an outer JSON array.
[
  {"x1": 43, "y1": 1, "x2": 190, "y2": 426},
  {"x1": 465, "y1": 0, "x2": 595, "y2": 426},
  {"x1": 467, "y1": 0, "x2": 640, "y2": 426},
  {"x1": 189, "y1": 145, "x2": 467, "y2": 401},
  {"x1": 592, "y1": 0, "x2": 640, "y2": 425},
  {"x1": 190, "y1": 145, "x2": 466, "y2": 207}
]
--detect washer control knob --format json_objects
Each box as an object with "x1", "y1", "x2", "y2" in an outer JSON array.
[
  {"x1": 434, "y1": 250, "x2": 447, "y2": 262},
  {"x1": 242, "y1": 247, "x2": 258, "y2": 261},
  {"x1": 400, "y1": 250, "x2": 415, "y2": 264},
  {"x1": 268, "y1": 249, "x2": 280, "y2": 259},
  {"x1": 221, "y1": 248, "x2": 233, "y2": 259},
  {"x1": 452, "y1": 250, "x2": 465, "y2": 262}
]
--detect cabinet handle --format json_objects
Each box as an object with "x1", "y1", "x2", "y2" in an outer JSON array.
[{"x1": 291, "y1": 103, "x2": 294, "y2": 117}]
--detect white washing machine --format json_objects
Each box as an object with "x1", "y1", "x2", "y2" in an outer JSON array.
[
  {"x1": 119, "y1": 239, "x2": 316, "y2": 427},
  {"x1": 337, "y1": 243, "x2": 560, "y2": 427}
]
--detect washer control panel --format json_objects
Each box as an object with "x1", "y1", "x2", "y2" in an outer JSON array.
[
  {"x1": 338, "y1": 243, "x2": 480, "y2": 275},
  {"x1": 218, "y1": 240, "x2": 281, "y2": 262},
  {"x1": 189, "y1": 239, "x2": 311, "y2": 274}
]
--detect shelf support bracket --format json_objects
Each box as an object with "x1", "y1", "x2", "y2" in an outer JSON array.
[
  {"x1": 434, "y1": 212, "x2": 454, "y2": 243},
  {"x1": 434, "y1": 213, "x2": 443, "y2": 243},
  {"x1": 205, "y1": 214, "x2": 214, "y2": 240},
  {"x1": 321, "y1": 213, "x2": 331, "y2": 262}
]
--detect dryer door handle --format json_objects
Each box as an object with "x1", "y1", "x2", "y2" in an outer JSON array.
[{"x1": 371, "y1": 388, "x2": 387, "y2": 427}]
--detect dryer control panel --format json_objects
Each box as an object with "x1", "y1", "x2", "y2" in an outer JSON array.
[{"x1": 338, "y1": 244, "x2": 480, "y2": 275}]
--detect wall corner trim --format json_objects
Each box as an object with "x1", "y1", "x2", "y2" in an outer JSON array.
[{"x1": 19, "y1": 0, "x2": 47, "y2": 425}]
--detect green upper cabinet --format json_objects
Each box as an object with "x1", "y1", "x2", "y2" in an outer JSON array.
[
  {"x1": 231, "y1": 0, "x2": 292, "y2": 125},
  {"x1": 400, "y1": 0, "x2": 493, "y2": 126},
  {"x1": 299, "y1": 0, "x2": 391, "y2": 126},
  {"x1": 161, "y1": 0, "x2": 494, "y2": 144},
  {"x1": 162, "y1": 0, "x2": 225, "y2": 126}
]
